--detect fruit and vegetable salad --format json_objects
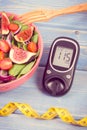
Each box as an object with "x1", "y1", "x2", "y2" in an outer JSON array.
[{"x1": 0, "y1": 12, "x2": 40, "y2": 83}]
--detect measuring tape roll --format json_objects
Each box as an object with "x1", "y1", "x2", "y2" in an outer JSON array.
[{"x1": 0, "y1": 102, "x2": 87, "y2": 127}]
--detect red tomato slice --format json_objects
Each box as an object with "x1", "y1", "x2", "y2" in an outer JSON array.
[
  {"x1": 0, "y1": 39, "x2": 10, "y2": 53},
  {"x1": 0, "y1": 50, "x2": 5, "y2": 61},
  {"x1": 27, "y1": 42, "x2": 37, "y2": 52},
  {"x1": 0, "y1": 58, "x2": 13, "y2": 70},
  {"x1": 8, "y1": 23, "x2": 19, "y2": 32}
]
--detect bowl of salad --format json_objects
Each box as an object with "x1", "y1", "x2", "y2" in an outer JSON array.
[{"x1": 0, "y1": 12, "x2": 43, "y2": 92}]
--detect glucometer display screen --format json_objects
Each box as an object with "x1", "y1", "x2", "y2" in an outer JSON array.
[{"x1": 52, "y1": 46, "x2": 73, "y2": 68}]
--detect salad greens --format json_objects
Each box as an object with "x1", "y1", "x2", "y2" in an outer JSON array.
[{"x1": 0, "y1": 12, "x2": 40, "y2": 83}]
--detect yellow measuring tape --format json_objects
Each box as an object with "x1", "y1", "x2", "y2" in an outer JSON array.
[{"x1": 0, "y1": 102, "x2": 87, "y2": 127}]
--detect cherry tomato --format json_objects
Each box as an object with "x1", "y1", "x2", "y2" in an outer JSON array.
[
  {"x1": 0, "y1": 39, "x2": 10, "y2": 52},
  {"x1": 27, "y1": 42, "x2": 37, "y2": 52},
  {"x1": 0, "y1": 58, "x2": 13, "y2": 70},
  {"x1": 0, "y1": 50, "x2": 5, "y2": 61},
  {"x1": 8, "y1": 23, "x2": 19, "y2": 32}
]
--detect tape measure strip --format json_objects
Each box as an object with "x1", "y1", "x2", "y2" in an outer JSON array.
[{"x1": 0, "y1": 102, "x2": 87, "y2": 127}]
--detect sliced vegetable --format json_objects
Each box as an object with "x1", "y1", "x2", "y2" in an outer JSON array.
[
  {"x1": 0, "y1": 74, "x2": 15, "y2": 82},
  {"x1": 0, "y1": 70, "x2": 8, "y2": 76},
  {"x1": 27, "y1": 41, "x2": 38, "y2": 52},
  {"x1": 8, "y1": 23, "x2": 19, "y2": 32},
  {"x1": 0, "y1": 50, "x2": 5, "y2": 60},
  {"x1": 0, "y1": 39, "x2": 10, "y2": 52},
  {"x1": 12, "y1": 20, "x2": 22, "y2": 26},
  {"x1": 12, "y1": 20, "x2": 28, "y2": 31},
  {"x1": 0, "y1": 69, "x2": 15, "y2": 83},
  {"x1": 0, "y1": 58, "x2": 13, "y2": 70}
]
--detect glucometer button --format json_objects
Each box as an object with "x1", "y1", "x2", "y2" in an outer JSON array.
[
  {"x1": 66, "y1": 74, "x2": 71, "y2": 79},
  {"x1": 45, "y1": 78, "x2": 65, "y2": 96},
  {"x1": 46, "y1": 69, "x2": 52, "y2": 74}
]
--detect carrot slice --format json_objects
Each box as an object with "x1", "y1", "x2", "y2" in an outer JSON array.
[{"x1": 0, "y1": 50, "x2": 5, "y2": 61}]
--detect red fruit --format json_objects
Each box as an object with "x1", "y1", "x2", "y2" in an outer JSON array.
[
  {"x1": 0, "y1": 58, "x2": 13, "y2": 70},
  {"x1": 0, "y1": 50, "x2": 5, "y2": 60},
  {"x1": 0, "y1": 39, "x2": 10, "y2": 52},
  {"x1": 14, "y1": 26, "x2": 34, "y2": 42},
  {"x1": 9, "y1": 46, "x2": 36, "y2": 64},
  {"x1": 8, "y1": 23, "x2": 19, "y2": 32},
  {"x1": 27, "y1": 42, "x2": 37, "y2": 52},
  {"x1": 1, "y1": 12, "x2": 10, "y2": 35}
]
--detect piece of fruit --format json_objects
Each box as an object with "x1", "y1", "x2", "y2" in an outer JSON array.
[
  {"x1": 0, "y1": 50, "x2": 5, "y2": 60},
  {"x1": 1, "y1": 12, "x2": 10, "y2": 35},
  {"x1": 8, "y1": 23, "x2": 19, "y2": 32},
  {"x1": 14, "y1": 26, "x2": 34, "y2": 42},
  {"x1": 0, "y1": 58, "x2": 13, "y2": 70},
  {"x1": 0, "y1": 39, "x2": 10, "y2": 52},
  {"x1": 27, "y1": 42, "x2": 37, "y2": 52},
  {"x1": 9, "y1": 46, "x2": 36, "y2": 64}
]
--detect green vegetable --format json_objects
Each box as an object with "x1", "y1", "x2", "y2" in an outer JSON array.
[
  {"x1": 12, "y1": 20, "x2": 22, "y2": 26},
  {"x1": 17, "y1": 60, "x2": 36, "y2": 78},
  {"x1": 17, "y1": 42, "x2": 21, "y2": 48},
  {"x1": 9, "y1": 64, "x2": 26, "y2": 76},
  {"x1": 31, "y1": 32, "x2": 38, "y2": 43},
  {"x1": 11, "y1": 38, "x2": 15, "y2": 46},
  {"x1": 21, "y1": 25, "x2": 28, "y2": 31},
  {"x1": 23, "y1": 44, "x2": 27, "y2": 51},
  {"x1": 13, "y1": 20, "x2": 28, "y2": 31},
  {"x1": 9, "y1": 15, "x2": 15, "y2": 22}
]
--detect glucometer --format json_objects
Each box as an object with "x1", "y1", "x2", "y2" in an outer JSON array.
[{"x1": 43, "y1": 37, "x2": 80, "y2": 96}]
